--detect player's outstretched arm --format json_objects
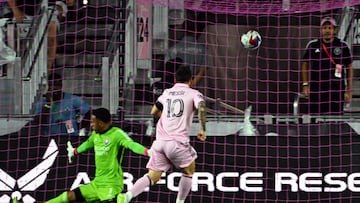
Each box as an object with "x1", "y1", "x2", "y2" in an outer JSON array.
[
  {"x1": 197, "y1": 101, "x2": 207, "y2": 141},
  {"x1": 119, "y1": 129, "x2": 151, "y2": 157},
  {"x1": 151, "y1": 102, "x2": 162, "y2": 118},
  {"x1": 66, "y1": 136, "x2": 95, "y2": 163},
  {"x1": 126, "y1": 141, "x2": 151, "y2": 157}
]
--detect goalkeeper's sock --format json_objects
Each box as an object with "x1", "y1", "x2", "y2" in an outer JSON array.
[
  {"x1": 45, "y1": 192, "x2": 69, "y2": 203},
  {"x1": 129, "y1": 174, "x2": 153, "y2": 198},
  {"x1": 176, "y1": 174, "x2": 193, "y2": 202}
]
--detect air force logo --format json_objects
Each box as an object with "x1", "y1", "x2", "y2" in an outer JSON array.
[{"x1": 0, "y1": 139, "x2": 58, "y2": 203}]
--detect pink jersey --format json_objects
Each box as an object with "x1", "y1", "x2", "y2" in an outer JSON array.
[{"x1": 156, "y1": 83, "x2": 204, "y2": 143}]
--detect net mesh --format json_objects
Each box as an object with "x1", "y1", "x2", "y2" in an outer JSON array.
[{"x1": 0, "y1": 0, "x2": 360, "y2": 202}]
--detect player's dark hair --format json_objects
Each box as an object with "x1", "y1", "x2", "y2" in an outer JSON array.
[
  {"x1": 93, "y1": 107, "x2": 111, "y2": 123},
  {"x1": 176, "y1": 65, "x2": 192, "y2": 83}
]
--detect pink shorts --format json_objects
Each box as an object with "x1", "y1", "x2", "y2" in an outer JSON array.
[{"x1": 146, "y1": 140, "x2": 197, "y2": 172}]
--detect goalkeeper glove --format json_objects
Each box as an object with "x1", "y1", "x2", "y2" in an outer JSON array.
[
  {"x1": 67, "y1": 141, "x2": 75, "y2": 163},
  {"x1": 144, "y1": 148, "x2": 152, "y2": 157},
  {"x1": 148, "y1": 148, "x2": 152, "y2": 157}
]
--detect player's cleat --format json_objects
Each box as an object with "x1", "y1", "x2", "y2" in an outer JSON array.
[{"x1": 117, "y1": 193, "x2": 130, "y2": 203}]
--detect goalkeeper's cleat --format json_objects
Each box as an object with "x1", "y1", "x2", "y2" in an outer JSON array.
[{"x1": 117, "y1": 193, "x2": 131, "y2": 203}]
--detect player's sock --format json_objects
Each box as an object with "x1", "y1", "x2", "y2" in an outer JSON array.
[
  {"x1": 129, "y1": 174, "x2": 153, "y2": 198},
  {"x1": 45, "y1": 192, "x2": 69, "y2": 203},
  {"x1": 117, "y1": 193, "x2": 131, "y2": 203},
  {"x1": 124, "y1": 192, "x2": 133, "y2": 203},
  {"x1": 176, "y1": 174, "x2": 193, "y2": 202}
]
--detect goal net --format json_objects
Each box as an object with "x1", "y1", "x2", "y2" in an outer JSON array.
[{"x1": 0, "y1": 0, "x2": 360, "y2": 202}]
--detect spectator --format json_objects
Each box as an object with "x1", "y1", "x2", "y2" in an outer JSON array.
[
  {"x1": 301, "y1": 16, "x2": 353, "y2": 115},
  {"x1": 166, "y1": 20, "x2": 208, "y2": 88},
  {"x1": 0, "y1": 18, "x2": 16, "y2": 67},
  {"x1": 34, "y1": 73, "x2": 91, "y2": 135},
  {"x1": 45, "y1": 107, "x2": 151, "y2": 203},
  {"x1": 7, "y1": 0, "x2": 68, "y2": 73}
]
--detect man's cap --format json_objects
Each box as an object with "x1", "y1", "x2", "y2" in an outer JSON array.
[
  {"x1": 93, "y1": 108, "x2": 111, "y2": 123},
  {"x1": 320, "y1": 17, "x2": 337, "y2": 27}
]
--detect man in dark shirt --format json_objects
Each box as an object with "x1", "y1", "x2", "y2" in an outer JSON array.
[{"x1": 301, "y1": 16, "x2": 353, "y2": 115}]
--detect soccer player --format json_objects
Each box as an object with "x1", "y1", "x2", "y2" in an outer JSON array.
[
  {"x1": 45, "y1": 107, "x2": 151, "y2": 203},
  {"x1": 117, "y1": 65, "x2": 207, "y2": 203}
]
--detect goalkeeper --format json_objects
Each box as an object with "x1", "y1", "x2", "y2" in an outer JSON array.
[{"x1": 46, "y1": 107, "x2": 151, "y2": 203}]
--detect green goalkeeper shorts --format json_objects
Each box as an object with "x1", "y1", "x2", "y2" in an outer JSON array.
[{"x1": 79, "y1": 180, "x2": 121, "y2": 202}]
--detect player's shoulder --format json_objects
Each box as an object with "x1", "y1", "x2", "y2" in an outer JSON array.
[
  {"x1": 192, "y1": 88, "x2": 203, "y2": 95},
  {"x1": 109, "y1": 126, "x2": 125, "y2": 134},
  {"x1": 188, "y1": 87, "x2": 203, "y2": 94},
  {"x1": 106, "y1": 126, "x2": 129, "y2": 139},
  {"x1": 195, "y1": 90, "x2": 205, "y2": 99},
  {"x1": 187, "y1": 88, "x2": 204, "y2": 99},
  {"x1": 113, "y1": 127, "x2": 133, "y2": 142}
]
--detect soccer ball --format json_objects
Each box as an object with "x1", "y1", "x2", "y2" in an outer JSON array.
[{"x1": 241, "y1": 30, "x2": 262, "y2": 50}]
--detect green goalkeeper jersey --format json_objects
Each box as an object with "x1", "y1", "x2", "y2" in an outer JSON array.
[{"x1": 76, "y1": 126, "x2": 146, "y2": 190}]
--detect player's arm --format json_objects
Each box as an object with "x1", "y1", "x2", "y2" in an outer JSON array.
[
  {"x1": 67, "y1": 135, "x2": 94, "y2": 163},
  {"x1": 119, "y1": 130, "x2": 150, "y2": 156},
  {"x1": 151, "y1": 101, "x2": 163, "y2": 118},
  {"x1": 127, "y1": 141, "x2": 150, "y2": 156},
  {"x1": 72, "y1": 135, "x2": 94, "y2": 155},
  {"x1": 76, "y1": 136, "x2": 94, "y2": 154},
  {"x1": 197, "y1": 101, "x2": 207, "y2": 141}
]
